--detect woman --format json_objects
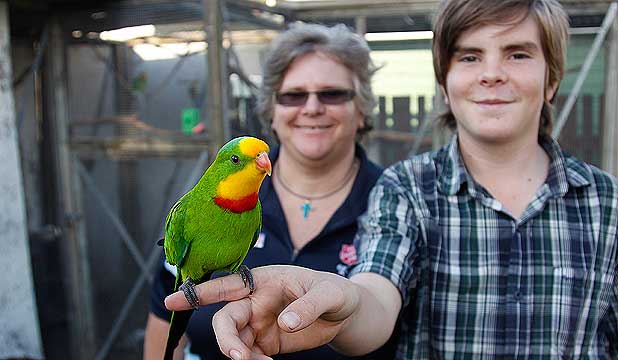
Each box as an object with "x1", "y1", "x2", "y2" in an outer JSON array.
[{"x1": 144, "y1": 23, "x2": 393, "y2": 359}]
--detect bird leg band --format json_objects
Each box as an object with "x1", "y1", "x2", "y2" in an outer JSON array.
[
  {"x1": 237, "y1": 265, "x2": 255, "y2": 295},
  {"x1": 179, "y1": 277, "x2": 200, "y2": 310}
]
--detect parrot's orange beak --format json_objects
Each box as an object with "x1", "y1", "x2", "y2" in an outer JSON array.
[{"x1": 255, "y1": 151, "x2": 272, "y2": 176}]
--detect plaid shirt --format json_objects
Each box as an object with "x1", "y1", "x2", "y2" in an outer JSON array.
[{"x1": 350, "y1": 136, "x2": 618, "y2": 359}]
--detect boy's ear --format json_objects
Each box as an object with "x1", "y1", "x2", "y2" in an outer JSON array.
[
  {"x1": 546, "y1": 81, "x2": 558, "y2": 102},
  {"x1": 440, "y1": 85, "x2": 449, "y2": 105}
]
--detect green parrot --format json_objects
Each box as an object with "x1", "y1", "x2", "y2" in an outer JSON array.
[{"x1": 160, "y1": 136, "x2": 272, "y2": 360}]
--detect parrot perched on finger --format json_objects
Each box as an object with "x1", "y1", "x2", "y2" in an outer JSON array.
[{"x1": 160, "y1": 136, "x2": 272, "y2": 360}]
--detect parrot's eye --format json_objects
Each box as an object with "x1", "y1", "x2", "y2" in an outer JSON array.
[{"x1": 230, "y1": 154, "x2": 240, "y2": 164}]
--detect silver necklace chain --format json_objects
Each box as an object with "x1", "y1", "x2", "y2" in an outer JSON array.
[{"x1": 276, "y1": 159, "x2": 358, "y2": 219}]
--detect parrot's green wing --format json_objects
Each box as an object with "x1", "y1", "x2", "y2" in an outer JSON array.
[
  {"x1": 164, "y1": 198, "x2": 190, "y2": 267},
  {"x1": 249, "y1": 225, "x2": 260, "y2": 250}
]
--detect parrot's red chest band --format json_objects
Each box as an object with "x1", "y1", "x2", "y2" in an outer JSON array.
[{"x1": 214, "y1": 193, "x2": 258, "y2": 213}]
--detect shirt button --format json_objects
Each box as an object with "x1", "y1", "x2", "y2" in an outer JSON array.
[{"x1": 514, "y1": 291, "x2": 521, "y2": 301}]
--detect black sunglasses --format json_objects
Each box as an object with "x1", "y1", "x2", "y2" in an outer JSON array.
[{"x1": 275, "y1": 89, "x2": 356, "y2": 106}]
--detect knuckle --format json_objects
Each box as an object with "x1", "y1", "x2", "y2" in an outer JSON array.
[
  {"x1": 298, "y1": 297, "x2": 319, "y2": 317},
  {"x1": 212, "y1": 309, "x2": 225, "y2": 325},
  {"x1": 216, "y1": 278, "x2": 230, "y2": 301},
  {"x1": 327, "y1": 281, "x2": 347, "y2": 310}
]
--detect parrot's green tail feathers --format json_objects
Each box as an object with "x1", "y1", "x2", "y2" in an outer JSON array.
[
  {"x1": 164, "y1": 309, "x2": 193, "y2": 360},
  {"x1": 163, "y1": 272, "x2": 213, "y2": 360}
]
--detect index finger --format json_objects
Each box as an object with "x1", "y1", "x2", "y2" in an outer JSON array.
[{"x1": 165, "y1": 271, "x2": 253, "y2": 311}]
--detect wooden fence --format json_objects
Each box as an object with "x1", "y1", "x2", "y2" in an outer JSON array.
[
  {"x1": 372, "y1": 95, "x2": 435, "y2": 166},
  {"x1": 555, "y1": 94, "x2": 604, "y2": 167}
]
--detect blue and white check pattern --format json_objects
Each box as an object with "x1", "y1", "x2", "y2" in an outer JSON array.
[{"x1": 350, "y1": 136, "x2": 618, "y2": 359}]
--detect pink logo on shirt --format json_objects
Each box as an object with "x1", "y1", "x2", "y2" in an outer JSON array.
[{"x1": 339, "y1": 244, "x2": 358, "y2": 266}]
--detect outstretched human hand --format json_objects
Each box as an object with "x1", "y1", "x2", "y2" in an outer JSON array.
[{"x1": 164, "y1": 265, "x2": 362, "y2": 360}]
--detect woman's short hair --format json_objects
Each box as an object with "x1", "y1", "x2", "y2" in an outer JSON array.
[
  {"x1": 432, "y1": 0, "x2": 569, "y2": 138},
  {"x1": 257, "y1": 23, "x2": 379, "y2": 138}
]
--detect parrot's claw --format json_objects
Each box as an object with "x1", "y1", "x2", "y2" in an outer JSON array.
[
  {"x1": 237, "y1": 265, "x2": 255, "y2": 295},
  {"x1": 179, "y1": 278, "x2": 200, "y2": 310}
]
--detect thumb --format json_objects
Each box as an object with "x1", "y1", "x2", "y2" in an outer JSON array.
[{"x1": 277, "y1": 279, "x2": 351, "y2": 332}]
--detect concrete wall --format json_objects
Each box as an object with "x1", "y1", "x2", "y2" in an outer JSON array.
[{"x1": 0, "y1": 2, "x2": 43, "y2": 358}]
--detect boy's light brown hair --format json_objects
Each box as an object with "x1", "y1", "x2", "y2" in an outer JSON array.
[{"x1": 432, "y1": 0, "x2": 569, "y2": 138}]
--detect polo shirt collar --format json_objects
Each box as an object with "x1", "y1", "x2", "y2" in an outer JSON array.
[{"x1": 260, "y1": 143, "x2": 375, "y2": 219}]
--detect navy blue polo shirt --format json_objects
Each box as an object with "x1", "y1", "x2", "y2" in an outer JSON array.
[{"x1": 150, "y1": 144, "x2": 395, "y2": 359}]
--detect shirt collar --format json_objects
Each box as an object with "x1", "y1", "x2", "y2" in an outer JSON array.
[
  {"x1": 438, "y1": 135, "x2": 592, "y2": 197},
  {"x1": 260, "y1": 143, "x2": 379, "y2": 207},
  {"x1": 542, "y1": 136, "x2": 592, "y2": 196},
  {"x1": 437, "y1": 136, "x2": 472, "y2": 196},
  {"x1": 259, "y1": 143, "x2": 381, "y2": 240}
]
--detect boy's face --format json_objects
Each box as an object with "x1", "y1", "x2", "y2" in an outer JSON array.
[{"x1": 442, "y1": 14, "x2": 557, "y2": 146}]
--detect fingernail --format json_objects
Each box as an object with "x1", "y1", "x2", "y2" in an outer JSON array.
[
  {"x1": 281, "y1": 311, "x2": 301, "y2": 330},
  {"x1": 230, "y1": 349, "x2": 242, "y2": 360}
]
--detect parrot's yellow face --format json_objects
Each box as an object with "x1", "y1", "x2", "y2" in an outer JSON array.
[
  {"x1": 214, "y1": 137, "x2": 272, "y2": 212},
  {"x1": 238, "y1": 137, "x2": 270, "y2": 160}
]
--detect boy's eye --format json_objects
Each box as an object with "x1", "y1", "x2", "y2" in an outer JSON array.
[
  {"x1": 460, "y1": 55, "x2": 478, "y2": 62},
  {"x1": 511, "y1": 53, "x2": 530, "y2": 60}
]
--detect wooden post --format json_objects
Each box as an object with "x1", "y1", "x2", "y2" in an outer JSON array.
[
  {"x1": 355, "y1": 15, "x2": 367, "y2": 35},
  {"x1": 603, "y1": 5, "x2": 618, "y2": 175},
  {"x1": 46, "y1": 19, "x2": 97, "y2": 359},
  {"x1": 114, "y1": 44, "x2": 140, "y2": 250},
  {"x1": 432, "y1": 84, "x2": 450, "y2": 150},
  {"x1": 370, "y1": 96, "x2": 386, "y2": 165},
  {"x1": 0, "y1": 2, "x2": 43, "y2": 358},
  {"x1": 204, "y1": 0, "x2": 226, "y2": 159}
]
